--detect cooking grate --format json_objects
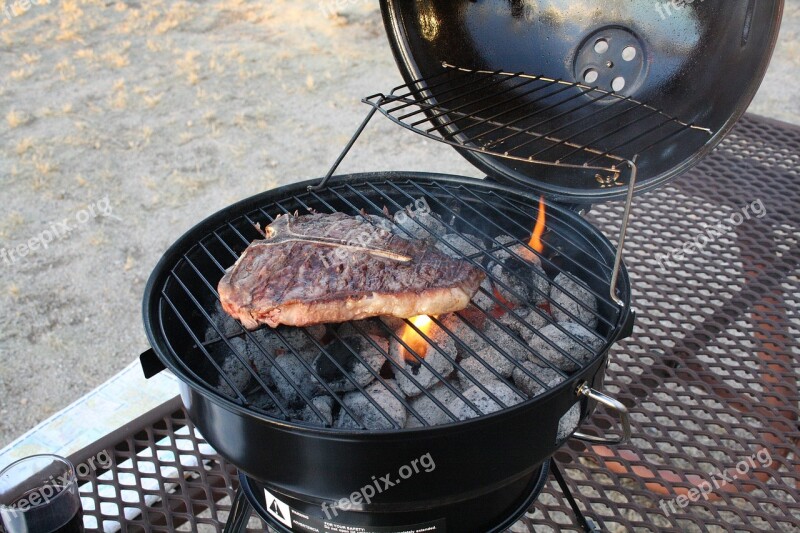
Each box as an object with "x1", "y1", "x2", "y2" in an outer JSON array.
[
  {"x1": 363, "y1": 63, "x2": 713, "y2": 186},
  {"x1": 154, "y1": 178, "x2": 626, "y2": 431}
]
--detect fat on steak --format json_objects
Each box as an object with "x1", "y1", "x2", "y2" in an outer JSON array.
[{"x1": 218, "y1": 213, "x2": 486, "y2": 328}]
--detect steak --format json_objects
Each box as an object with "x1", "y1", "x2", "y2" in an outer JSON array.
[{"x1": 218, "y1": 212, "x2": 485, "y2": 328}]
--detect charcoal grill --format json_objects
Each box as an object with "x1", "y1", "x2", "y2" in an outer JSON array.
[{"x1": 139, "y1": 1, "x2": 782, "y2": 531}]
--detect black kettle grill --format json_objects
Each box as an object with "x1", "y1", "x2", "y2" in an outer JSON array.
[{"x1": 140, "y1": 1, "x2": 782, "y2": 531}]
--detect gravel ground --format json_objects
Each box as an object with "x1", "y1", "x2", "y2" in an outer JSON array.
[{"x1": 0, "y1": 0, "x2": 798, "y2": 448}]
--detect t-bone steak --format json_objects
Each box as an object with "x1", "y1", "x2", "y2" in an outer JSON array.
[{"x1": 218, "y1": 212, "x2": 485, "y2": 328}]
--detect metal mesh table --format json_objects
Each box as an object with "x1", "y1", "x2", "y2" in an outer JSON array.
[{"x1": 69, "y1": 114, "x2": 799, "y2": 532}]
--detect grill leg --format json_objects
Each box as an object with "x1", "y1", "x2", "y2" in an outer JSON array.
[
  {"x1": 224, "y1": 486, "x2": 252, "y2": 533},
  {"x1": 550, "y1": 461, "x2": 603, "y2": 533}
]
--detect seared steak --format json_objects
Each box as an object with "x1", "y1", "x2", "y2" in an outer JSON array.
[{"x1": 218, "y1": 213, "x2": 485, "y2": 328}]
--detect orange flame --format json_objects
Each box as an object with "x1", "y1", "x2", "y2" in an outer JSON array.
[
  {"x1": 518, "y1": 196, "x2": 546, "y2": 263},
  {"x1": 528, "y1": 196, "x2": 546, "y2": 254},
  {"x1": 399, "y1": 315, "x2": 433, "y2": 362}
]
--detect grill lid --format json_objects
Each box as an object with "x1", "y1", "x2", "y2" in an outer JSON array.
[{"x1": 379, "y1": 0, "x2": 782, "y2": 202}]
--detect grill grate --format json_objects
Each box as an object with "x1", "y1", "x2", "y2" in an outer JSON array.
[
  {"x1": 156, "y1": 179, "x2": 624, "y2": 430},
  {"x1": 364, "y1": 63, "x2": 712, "y2": 185}
]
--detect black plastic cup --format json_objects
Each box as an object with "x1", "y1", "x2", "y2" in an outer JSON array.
[{"x1": 0, "y1": 454, "x2": 84, "y2": 533}]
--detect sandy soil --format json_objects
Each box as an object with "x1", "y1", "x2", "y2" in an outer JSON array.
[{"x1": 0, "y1": 0, "x2": 798, "y2": 448}]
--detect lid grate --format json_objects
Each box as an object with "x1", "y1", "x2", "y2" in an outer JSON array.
[{"x1": 364, "y1": 63, "x2": 712, "y2": 186}]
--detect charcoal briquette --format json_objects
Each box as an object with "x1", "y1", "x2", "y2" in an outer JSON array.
[
  {"x1": 451, "y1": 380, "x2": 523, "y2": 420},
  {"x1": 335, "y1": 380, "x2": 407, "y2": 430},
  {"x1": 390, "y1": 332, "x2": 456, "y2": 397},
  {"x1": 436, "y1": 233, "x2": 483, "y2": 259},
  {"x1": 512, "y1": 360, "x2": 565, "y2": 397},
  {"x1": 269, "y1": 353, "x2": 320, "y2": 404},
  {"x1": 302, "y1": 395, "x2": 335, "y2": 427},
  {"x1": 405, "y1": 382, "x2": 463, "y2": 428},
  {"x1": 550, "y1": 272, "x2": 599, "y2": 328},
  {"x1": 313, "y1": 335, "x2": 387, "y2": 392},
  {"x1": 526, "y1": 322, "x2": 604, "y2": 372}
]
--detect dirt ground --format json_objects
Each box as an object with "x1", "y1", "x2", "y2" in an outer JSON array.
[{"x1": 0, "y1": 0, "x2": 798, "y2": 448}]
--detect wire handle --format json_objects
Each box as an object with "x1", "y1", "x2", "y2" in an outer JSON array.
[
  {"x1": 308, "y1": 107, "x2": 378, "y2": 191},
  {"x1": 609, "y1": 158, "x2": 637, "y2": 306},
  {"x1": 572, "y1": 382, "x2": 631, "y2": 445}
]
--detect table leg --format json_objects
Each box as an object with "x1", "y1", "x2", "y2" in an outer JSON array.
[
  {"x1": 550, "y1": 461, "x2": 603, "y2": 532},
  {"x1": 224, "y1": 486, "x2": 253, "y2": 533}
]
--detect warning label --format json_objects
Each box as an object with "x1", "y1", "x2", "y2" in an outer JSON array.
[
  {"x1": 262, "y1": 490, "x2": 445, "y2": 533},
  {"x1": 264, "y1": 488, "x2": 293, "y2": 528},
  {"x1": 316, "y1": 521, "x2": 444, "y2": 533}
]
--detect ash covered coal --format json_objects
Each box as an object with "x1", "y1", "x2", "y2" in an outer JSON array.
[
  {"x1": 390, "y1": 328, "x2": 456, "y2": 397},
  {"x1": 270, "y1": 353, "x2": 321, "y2": 404},
  {"x1": 550, "y1": 272, "x2": 599, "y2": 328},
  {"x1": 302, "y1": 395, "x2": 335, "y2": 427},
  {"x1": 405, "y1": 382, "x2": 463, "y2": 428},
  {"x1": 470, "y1": 278, "x2": 500, "y2": 314},
  {"x1": 436, "y1": 233, "x2": 484, "y2": 259},
  {"x1": 335, "y1": 380, "x2": 407, "y2": 430},
  {"x1": 512, "y1": 360, "x2": 565, "y2": 397},
  {"x1": 489, "y1": 245, "x2": 550, "y2": 306},
  {"x1": 206, "y1": 301, "x2": 244, "y2": 342},
  {"x1": 525, "y1": 322, "x2": 604, "y2": 372},
  {"x1": 210, "y1": 337, "x2": 274, "y2": 398},
  {"x1": 497, "y1": 306, "x2": 549, "y2": 338},
  {"x1": 391, "y1": 202, "x2": 450, "y2": 242},
  {"x1": 451, "y1": 380, "x2": 524, "y2": 420},
  {"x1": 557, "y1": 403, "x2": 581, "y2": 442},
  {"x1": 313, "y1": 335, "x2": 387, "y2": 392}
]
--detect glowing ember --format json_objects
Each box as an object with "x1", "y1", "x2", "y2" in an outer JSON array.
[
  {"x1": 491, "y1": 285, "x2": 515, "y2": 318},
  {"x1": 399, "y1": 315, "x2": 434, "y2": 362}
]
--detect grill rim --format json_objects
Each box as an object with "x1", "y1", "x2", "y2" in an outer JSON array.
[{"x1": 142, "y1": 171, "x2": 632, "y2": 436}]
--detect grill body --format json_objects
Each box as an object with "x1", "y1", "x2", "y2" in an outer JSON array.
[{"x1": 142, "y1": 172, "x2": 631, "y2": 530}]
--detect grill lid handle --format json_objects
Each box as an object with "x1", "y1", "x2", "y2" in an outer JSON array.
[
  {"x1": 140, "y1": 347, "x2": 167, "y2": 379},
  {"x1": 572, "y1": 382, "x2": 631, "y2": 445}
]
